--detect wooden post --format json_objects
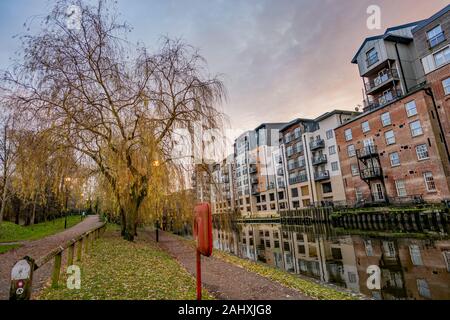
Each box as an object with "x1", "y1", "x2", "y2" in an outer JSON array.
[
  {"x1": 9, "y1": 257, "x2": 35, "y2": 300},
  {"x1": 84, "y1": 235, "x2": 89, "y2": 254},
  {"x1": 77, "y1": 239, "x2": 83, "y2": 262},
  {"x1": 68, "y1": 243, "x2": 75, "y2": 266},
  {"x1": 51, "y1": 252, "x2": 62, "y2": 288}
]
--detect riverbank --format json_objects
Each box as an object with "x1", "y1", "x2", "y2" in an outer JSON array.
[{"x1": 37, "y1": 228, "x2": 213, "y2": 300}]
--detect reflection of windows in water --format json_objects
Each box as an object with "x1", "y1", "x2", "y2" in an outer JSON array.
[
  {"x1": 274, "y1": 240, "x2": 280, "y2": 249},
  {"x1": 273, "y1": 232, "x2": 279, "y2": 239},
  {"x1": 283, "y1": 232, "x2": 289, "y2": 239},
  {"x1": 248, "y1": 230, "x2": 253, "y2": 236},
  {"x1": 382, "y1": 241, "x2": 396, "y2": 258},
  {"x1": 409, "y1": 245, "x2": 423, "y2": 266},
  {"x1": 443, "y1": 251, "x2": 450, "y2": 272},
  {"x1": 296, "y1": 233, "x2": 302, "y2": 241},
  {"x1": 348, "y1": 272, "x2": 357, "y2": 283},
  {"x1": 260, "y1": 239, "x2": 264, "y2": 245},
  {"x1": 243, "y1": 238, "x2": 246, "y2": 244},
  {"x1": 299, "y1": 259, "x2": 308, "y2": 272},
  {"x1": 372, "y1": 291, "x2": 382, "y2": 300},
  {"x1": 311, "y1": 261, "x2": 320, "y2": 277},
  {"x1": 259, "y1": 230, "x2": 264, "y2": 237},
  {"x1": 382, "y1": 269, "x2": 403, "y2": 289},
  {"x1": 417, "y1": 279, "x2": 431, "y2": 299},
  {"x1": 265, "y1": 231, "x2": 270, "y2": 237},
  {"x1": 309, "y1": 245, "x2": 317, "y2": 258},
  {"x1": 298, "y1": 245, "x2": 306, "y2": 254},
  {"x1": 331, "y1": 248, "x2": 343, "y2": 260},
  {"x1": 265, "y1": 240, "x2": 271, "y2": 248},
  {"x1": 364, "y1": 239, "x2": 374, "y2": 257},
  {"x1": 284, "y1": 242, "x2": 290, "y2": 251},
  {"x1": 249, "y1": 238, "x2": 254, "y2": 246}
]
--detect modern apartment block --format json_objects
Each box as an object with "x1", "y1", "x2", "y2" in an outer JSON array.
[
  {"x1": 210, "y1": 155, "x2": 236, "y2": 215},
  {"x1": 336, "y1": 12, "x2": 450, "y2": 205}
]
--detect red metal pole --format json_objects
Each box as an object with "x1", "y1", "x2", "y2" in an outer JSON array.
[{"x1": 196, "y1": 249, "x2": 201, "y2": 300}]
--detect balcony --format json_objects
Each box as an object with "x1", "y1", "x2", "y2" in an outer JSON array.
[
  {"x1": 428, "y1": 31, "x2": 446, "y2": 49},
  {"x1": 251, "y1": 177, "x2": 258, "y2": 185},
  {"x1": 310, "y1": 139, "x2": 325, "y2": 151},
  {"x1": 251, "y1": 188, "x2": 259, "y2": 195},
  {"x1": 277, "y1": 168, "x2": 284, "y2": 176},
  {"x1": 356, "y1": 145, "x2": 378, "y2": 159},
  {"x1": 314, "y1": 170, "x2": 330, "y2": 181},
  {"x1": 366, "y1": 52, "x2": 379, "y2": 68},
  {"x1": 360, "y1": 167, "x2": 382, "y2": 180},
  {"x1": 249, "y1": 165, "x2": 257, "y2": 174},
  {"x1": 278, "y1": 181, "x2": 286, "y2": 188},
  {"x1": 277, "y1": 156, "x2": 283, "y2": 164},
  {"x1": 312, "y1": 154, "x2": 327, "y2": 166},
  {"x1": 222, "y1": 176, "x2": 230, "y2": 184},
  {"x1": 289, "y1": 175, "x2": 308, "y2": 185},
  {"x1": 365, "y1": 69, "x2": 400, "y2": 94},
  {"x1": 363, "y1": 90, "x2": 403, "y2": 113}
]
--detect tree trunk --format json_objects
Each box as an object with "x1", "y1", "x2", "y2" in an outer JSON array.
[{"x1": 30, "y1": 198, "x2": 37, "y2": 225}]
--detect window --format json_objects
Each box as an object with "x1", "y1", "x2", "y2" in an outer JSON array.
[
  {"x1": 416, "y1": 144, "x2": 429, "y2": 160},
  {"x1": 291, "y1": 188, "x2": 299, "y2": 198},
  {"x1": 326, "y1": 129, "x2": 333, "y2": 140},
  {"x1": 433, "y1": 46, "x2": 450, "y2": 67},
  {"x1": 294, "y1": 127, "x2": 301, "y2": 139},
  {"x1": 322, "y1": 182, "x2": 332, "y2": 194},
  {"x1": 301, "y1": 186, "x2": 309, "y2": 196},
  {"x1": 385, "y1": 130, "x2": 395, "y2": 145},
  {"x1": 344, "y1": 128, "x2": 352, "y2": 141},
  {"x1": 298, "y1": 245, "x2": 306, "y2": 254},
  {"x1": 356, "y1": 188, "x2": 363, "y2": 201},
  {"x1": 417, "y1": 279, "x2": 431, "y2": 299},
  {"x1": 381, "y1": 112, "x2": 391, "y2": 126},
  {"x1": 348, "y1": 272, "x2": 357, "y2": 284},
  {"x1": 427, "y1": 25, "x2": 445, "y2": 48},
  {"x1": 410, "y1": 120, "x2": 423, "y2": 137},
  {"x1": 423, "y1": 172, "x2": 437, "y2": 192},
  {"x1": 331, "y1": 161, "x2": 339, "y2": 172},
  {"x1": 328, "y1": 145, "x2": 336, "y2": 155},
  {"x1": 351, "y1": 164, "x2": 359, "y2": 176},
  {"x1": 383, "y1": 241, "x2": 396, "y2": 258},
  {"x1": 361, "y1": 121, "x2": 370, "y2": 133},
  {"x1": 269, "y1": 193, "x2": 275, "y2": 202},
  {"x1": 409, "y1": 245, "x2": 423, "y2": 266},
  {"x1": 390, "y1": 152, "x2": 400, "y2": 167},
  {"x1": 347, "y1": 144, "x2": 356, "y2": 157},
  {"x1": 364, "y1": 240, "x2": 373, "y2": 256},
  {"x1": 405, "y1": 100, "x2": 418, "y2": 117},
  {"x1": 366, "y1": 48, "x2": 378, "y2": 66},
  {"x1": 395, "y1": 180, "x2": 407, "y2": 197},
  {"x1": 292, "y1": 201, "x2": 300, "y2": 208},
  {"x1": 443, "y1": 251, "x2": 450, "y2": 272},
  {"x1": 443, "y1": 78, "x2": 450, "y2": 95}
]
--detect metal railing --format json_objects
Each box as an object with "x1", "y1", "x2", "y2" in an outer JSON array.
[
  {"x1": 356, "y1": 145, "x2": 378, "y2": 159},
  {"x1": 314, "y1": 170, "x2": 330, "y2": 181},
  {"x1": 365, "y1": 69, "x2": 399, "y2": 92},
  {"x1": 360, "y1": 167, "x2": 382, "y2": 179},
  {"x1": 289, "y1": 175, "x2": 308, "y2": 185},
  {"x1": 310, "y1": 139, "x2": 325, "y2": 150},
  {"x1": 312, "y1": 154, "x2": 327, "y2": 166}
]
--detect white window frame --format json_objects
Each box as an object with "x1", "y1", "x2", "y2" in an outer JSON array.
[
  {"x1": 395, "y1": 180, "x2": 407, "y2": 197},
  {"x1": 409, "y1": 245, "x2": 423, "y2": 266},
  {"x1": 405, "y1": 100, "x2": 418, "y2": 117},
  {"x1": 381, "y1": 112, "x2": 391, "y2": 126},
  {"x1": 331, "y1": 161, "x2": 339, "y2": 172},
  {"x1": 443, "y1": 77, "x2": 450, "y2": 95},
  {"x1": 390, "y1": 152, "x2": 400, "y2": 167},
  {"x1": 423, "y1": 172, "x2": 437, "y2": 192},
  {"x1": 326, "y1": 129, "x2": 333, "y2": 140},
  {"x1": 385, "y1": 130, "x2": 395, "y2": 145},
  {"x1": 344, "y1": 129, "x2": 353, "y2": 141},
  {"x1": 351, "y1": 164, "x2": 359, "y2": 176},
  {"x1": 328, "y1": 145, "x2": 336, "y2": 155},
  {"x1": 433, "y1": 46, "x2": 450, "y2": 67},
  {"x1": 361, "y1": 121, "x2": 370, "y2": 133},
  {"x1": 347, "y1": 144, "x2": 356, "y2": 157},
  {"x1": 410, "y1": 120, "x2": 423, "y2": 137},
  {"x1": 416, "y1": 144, "x2": 429, "y2": 160}
]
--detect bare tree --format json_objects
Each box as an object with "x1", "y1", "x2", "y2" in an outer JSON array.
[{"x1": 2, "y1": 0, "x2": 225, "y2": 240}]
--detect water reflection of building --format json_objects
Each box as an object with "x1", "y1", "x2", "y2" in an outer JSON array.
[
  {"x1": 213, "y1": 223, "x2": 450, "y2": 300},
  {"x1": 352, "y1": 236, "x2": 450, "y2": 300}
]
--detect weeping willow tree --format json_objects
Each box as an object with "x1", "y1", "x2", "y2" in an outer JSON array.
[{"x1": 2, "y1": 0, "x2": 225, "y2": 240}]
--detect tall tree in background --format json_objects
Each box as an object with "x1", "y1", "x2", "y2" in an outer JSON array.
[
  {"x1": 2, "y1": 0, "x2": 225, "y2": 240},
  {"x1": 0, "y1": 114, "x2": 17, "y2": 223}
]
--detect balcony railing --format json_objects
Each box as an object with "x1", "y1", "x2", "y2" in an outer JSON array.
[
  {"x1": 278, "y1": 181, "x2": 286, "y2": 188},
  {"x1": 360, "y1": 167, "x2": 382, "y2": 180},
  {"x1": 363, "y1": 90, "x2": 403, "y2": 112},
  {"x1": 251, "y1": 178, "x2": 258, "y2": 185},
  {"x1": 428, "y1": 31, "x2": 446, "y2": 48},
  {"x1": 249, "y1": 165, "x2": 257, "y2": 174},
  {"x1": 310, "y1": 139, "x2": 325, "y2": 151},
  {"x1": 312, "y1": 154, "x2": 327, "y2": 166},
  {"x1": 314, "y1": 170, "x2": 330, "y2": 181},
  {"x1": 289, "y1": 175, "x2": 308, "y2": 185},
  {"x1": 365, "y1": 69, "x2": 399, "y2": 93},
  {"x1": 277, "y1": 168, "x2": 284, "y2": 176},
  {"x1": 356, "y1": 145, "x2": 378, "y2": 159},
  {"x1": 366, "y1": 52, "x2": 379, "y2": 68}
]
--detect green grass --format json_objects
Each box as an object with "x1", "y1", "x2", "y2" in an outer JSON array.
[
  {"x1": 168, "y1": 233, "x2": 359, "y2": 300},
  {"x1": 0, "y1": 243, "x2": 22, "y2": 254},
  {"x1": 0, "y1": 216, "x2": 82, "y2": 243},
  {"x1": 38, "y1": 228, "x2": 213, "y2": 300}
]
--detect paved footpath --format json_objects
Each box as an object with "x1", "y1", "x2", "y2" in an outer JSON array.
[
  {"x1": 0, "y1": 215, "x2": 104, "y2": 300},
  {"x1": 154, "y1": 231, "x2": 311, "y2": 300}
]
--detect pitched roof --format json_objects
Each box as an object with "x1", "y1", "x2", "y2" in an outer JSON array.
[{"x1": 412, "y1": 4, "x2": 450, "y2": 33}]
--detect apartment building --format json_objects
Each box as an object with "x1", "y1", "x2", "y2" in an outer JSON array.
[
  {"x1": 192, "y1": 163, "x2": 213, "y2": 203},
  {"x1": 412, "y1": 5, "x2": 450, "y2": 187},
  {"x1": 336, "y1": 16, "x2": 450, "y2": 204},
  {"x1": 210, "y1": 155, "x2": 236, "y2": 215},
  {"x1": 303, "y1": 111, "x2": 358, "y2": 206}
]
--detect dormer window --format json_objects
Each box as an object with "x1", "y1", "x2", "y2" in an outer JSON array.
[
  {"x1": 427, "y1": 25, "x2": 445, "y2": 48},
  {"x1": 366, "y1": 48, "x2": 379, "y2": 67}
]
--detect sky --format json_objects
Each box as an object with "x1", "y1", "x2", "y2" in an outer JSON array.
[{"x1": 0, "y1": 0, "x2": 448, "y2": 135}]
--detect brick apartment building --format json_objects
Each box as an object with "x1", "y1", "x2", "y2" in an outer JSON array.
[{"x1": 336, "y1": 13, "x2": 450, "y2": 204}]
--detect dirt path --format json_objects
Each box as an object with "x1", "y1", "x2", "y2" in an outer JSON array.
[
  {"x1": 0, "y1": 215, "x2": 104, "y2": 300},
  {"x1": 153, "y1": 230, "x2": 311, "y2": 300}
]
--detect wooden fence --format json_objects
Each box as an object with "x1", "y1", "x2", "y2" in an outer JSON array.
[{"x1": 9, "y1": 222, "x2": 107, "y2": 300}]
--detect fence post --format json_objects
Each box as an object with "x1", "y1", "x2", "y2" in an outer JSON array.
[
  {"x1": 77, "y1": 239, "x2": 83, "y2": 262},
  {"x1": 51, "y1": 251, "x2": 62, "y2": 288},
  {"x1": 84, "y1": 235, "x2": 89, "y2": 254},
  {"x1": 68, "y1": 243, "x2": 75, "y2": 266}
]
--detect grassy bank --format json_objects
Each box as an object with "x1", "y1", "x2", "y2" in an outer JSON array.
[
  {"x1": 0, "y1": 216, "x2": 82, "y2": 243},
  {"x1": 38, "y1": 228, "x2": 213, "y2": 300},
  {"x1": 169, "y1": 233, "x2": 359, "y2": 300},
  {"x1": 0, "y1": 243, "x2": 22, "y2": 254}
]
